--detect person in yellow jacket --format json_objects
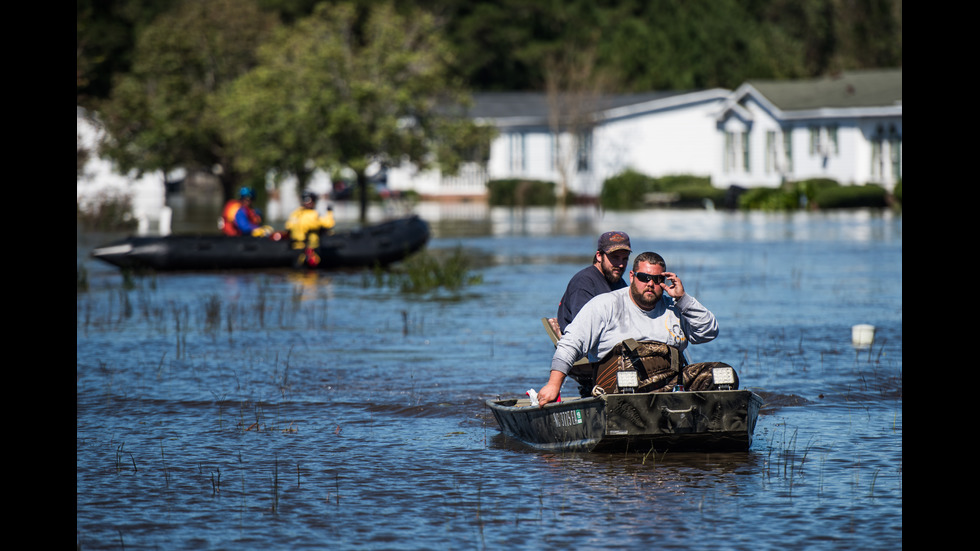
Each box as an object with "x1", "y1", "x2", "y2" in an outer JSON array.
[{"x1": 285, "y1": 191, "x2": 336, "y2": 267}]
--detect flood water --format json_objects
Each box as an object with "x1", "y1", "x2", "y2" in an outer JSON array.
[{"x1": 77, "y1": 203, "x2": 902, "y2": 550}]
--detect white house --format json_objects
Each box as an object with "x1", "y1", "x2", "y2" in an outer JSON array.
[
  {"x1": 713, "y1": 68, "x2": 902, "y2": 191},
  {"x1": 388, "y1": 68, "x2": 902, "y2": 199},
  {"x1": 388, "y1": 89, "x2": 732, "y2": 199}
]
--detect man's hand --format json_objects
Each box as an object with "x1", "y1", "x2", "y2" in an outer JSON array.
[
  {"x1": 662, "y1": 271, "x2": 685, "y2": 301},
  {"x1": 537, "y1": 370, "x2": 566, "y2": 407}
]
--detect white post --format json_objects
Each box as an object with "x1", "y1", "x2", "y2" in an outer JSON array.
[
  {"x1": 159, "y1": 206, "x2": 173, "y2": 236},
  {"x1": 136, "y1": 212, "x2": 149, "y2": 235}
]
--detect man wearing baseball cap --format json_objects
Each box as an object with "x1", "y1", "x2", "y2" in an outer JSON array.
[{"x1": 555, "y1": 231, "x2": 632, "y2": 333}]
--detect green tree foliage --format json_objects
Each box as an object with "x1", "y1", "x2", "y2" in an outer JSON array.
[
  {"x1": 217, "y1": 1, "x2": 494, "y2": 222},
  {"x1": 597, "y1": 0, "x2": 804, "y2": 90},
  {"x1": 413, "y1": 0, "x2": 900, "y2": 92},
  {"x1": 96, "y1": 0, "x2": 278, "y2": 199},
  {"x1": 76, "y1": 0, "x2": 178, "y2": 106},
  {"x1": 79, "y1": 0, "x2": 902, "y2": 104}
]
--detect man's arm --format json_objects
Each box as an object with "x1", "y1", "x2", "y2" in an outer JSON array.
[{"x1": 673, "y1": 294, "x2": 719, "y2": 344}]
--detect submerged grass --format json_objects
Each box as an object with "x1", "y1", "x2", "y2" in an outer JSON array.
[{"x1": 369, "y1": 246, "x2": 483, "y2": 293}]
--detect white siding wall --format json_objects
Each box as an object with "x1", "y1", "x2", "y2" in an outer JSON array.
[
  {"x1": 595, "y1": 100, "x2": 724, "y2": 187},
  {"x1": 524, "y1": 132, "x2": 553, "y2": 180},
  {"x1": 745, "y1": 100, "x2": 784, "y2": 188},
  {"x1": 388, "y1": 161, "x2": 489, "y2": 198},
  {"x1": 486, "y1": 135, "x2": 511, "y2": 178}
]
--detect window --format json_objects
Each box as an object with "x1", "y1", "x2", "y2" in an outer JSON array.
[
  {"x1": 827, "y1": 125, "x2": 839, "y2": 155},
  {"x1": 871, "y1": 141, "x2": 883, "y2": 180},
  {"x1": 550, "y1": 134, "x2": 557, "y2": 171},
  {"x1": 782, "y1": 129, "x2": 793, "y2": 173},
  {"x1": 724, "y1": 130, "x2": 750, "y2": 173},
  {"x1": 765, "y1": 131, "x2": 773, "y2": 174},
  {"x1": 509, "y1": 133, "x2": 525, "y2": 173},
  {"x1": 888, "y1": 125, "x2": 902, "y2": 181},
  {"x1": 871, "y1": 125, "x2": 884, "y2": 180},
  {"x1": 742, "y1": 132, "x2": 750, "y2": 172},
  {"x1": 809, "y1": 125, "x2": 839, "y2": 157},
  {"x1": 576, "y1": 131, "x2": 592, "y2": 172},
  {"x1": 724, "y1": 132, "x2": 734, "y2": 172}
]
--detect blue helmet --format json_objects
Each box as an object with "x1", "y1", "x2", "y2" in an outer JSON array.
[{"x1": 239, "y1": 187, "x2": 255, "y2": 200}]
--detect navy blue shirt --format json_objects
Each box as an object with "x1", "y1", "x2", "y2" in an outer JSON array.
[{"x1": 556, "y1": 265, "x2": 628, "y2": 332}]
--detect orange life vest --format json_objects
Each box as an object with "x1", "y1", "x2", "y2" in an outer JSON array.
[{"x1": 221, "y1": 199, "x2": 242, "y2": 235}]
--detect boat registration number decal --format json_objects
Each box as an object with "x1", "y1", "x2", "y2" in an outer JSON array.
[{"x1": 553, "y1": 409, "x2": 583, "y2": 427}]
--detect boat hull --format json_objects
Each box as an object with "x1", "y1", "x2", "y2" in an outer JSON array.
[
  {"x1": 91, "y1": 215, "x2": 430, "y2": 271},
  {"x1": 487, "y1": 389, "x2": 763, "y2": 453}
]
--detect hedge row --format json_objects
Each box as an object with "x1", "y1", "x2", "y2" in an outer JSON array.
[
  {"x1": 487, "y1": 179, "x2": 572, "y2": 206},
  {"x1": 465, "y1": 173, "x2": 900, "y2": 211},
  {"x1": 737, "y1": 178, "x2": 895, "y2": 210},
  {"x1": 599, "y1": 170, "x2": 726, "y2": 210},
  {"x1": 487, "y1": 171, "x2": 901, "y2": 211}
]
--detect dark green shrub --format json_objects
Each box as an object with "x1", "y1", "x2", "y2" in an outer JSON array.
[
  {"x1": 487, "y1": 179, "x2": 560, "y2": 206},
  {"x1": 812, "y1": 184, "x2": 887, "y2": 209},
  {"x1": 793, "y1": 178, "x2": 840, "y2": 206},
  {"x1": 682, "y1": 185, "x2": 728, "y2": 206},
  {"x1": 600, "y1": 171, "x2": 720, "y2": 209},
  {"x1": 599, "y1": 170, "x2": 651, "y2": 209},
  {"x1": 892, "y1": 179, "x2": 901, "y2": 206},
  {"x1": 738, "y1": 186, "x2": 799, "y2": 211},
  {"x1": 650, "y1": 174, "x2": 712, "y2": 191}
]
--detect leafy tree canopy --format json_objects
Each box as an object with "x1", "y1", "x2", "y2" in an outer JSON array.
[
  {"x1": 216, "y1": 1, "x2": 495, "y2": 221},
  {"x1": 96, "y1": 0, "x2": 278, "y2": 198}
]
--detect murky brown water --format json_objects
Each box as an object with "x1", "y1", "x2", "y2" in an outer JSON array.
[{"x1": 77, "y1": 204, "x2": 902, "y2": 549}]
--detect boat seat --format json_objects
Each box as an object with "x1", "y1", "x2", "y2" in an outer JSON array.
[
  {"x1": 541, "y1": 318, "x2": 590, "y2": 367},
  {"x1": 542, "y1": 317, "x2": 562, "y2": 346}
]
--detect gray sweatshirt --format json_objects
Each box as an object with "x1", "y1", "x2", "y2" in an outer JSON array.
[{"x1": 551, "y1": 286, "x2": 719, "y2": 375}]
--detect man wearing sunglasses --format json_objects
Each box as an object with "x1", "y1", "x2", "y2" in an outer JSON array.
[
  {"x1": 537, "y1": 251, "x2": 719, "y2": 407},
  {"x1": 555, "y1": 231, "x2": 632, "y2": 333}
]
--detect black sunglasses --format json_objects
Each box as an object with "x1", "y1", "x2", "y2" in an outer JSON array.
[{"x1": 634, "y1": 272, "x2": 666, "y2": 284}]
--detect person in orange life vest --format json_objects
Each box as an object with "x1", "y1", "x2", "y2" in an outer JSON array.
[
  {"x1": 285, "y1": 191, "x2": 336, "y2": 249},
  {"x1": 219, "y1": 187, "x2": 251, "y2": 236}
]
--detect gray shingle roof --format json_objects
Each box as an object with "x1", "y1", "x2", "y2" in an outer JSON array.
[
  {"x1": 468, "y1": 91, "x2": 691, "y2": 123},
  {"x1": 746, "y1": 68, "x2": 902, "y2": 110},
  {"x1": 466, "y1": 68, "x2": 902, "y2": 125}
]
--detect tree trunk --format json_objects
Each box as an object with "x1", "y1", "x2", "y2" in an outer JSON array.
[
  {"x1": 220, "y1": 175, "x2": 238, "y2": 202},
  {"x1": 356, "y1": 170, "x2": 369, "y2": 224}
]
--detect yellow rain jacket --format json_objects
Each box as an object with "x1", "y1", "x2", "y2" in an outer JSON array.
[{"x1": 285, "y1": 207, "x2": 336, "y2": 249}]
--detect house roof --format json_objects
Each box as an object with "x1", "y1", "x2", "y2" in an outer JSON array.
[
  {"x1": 470, "y1": 68, "x2": 903, "y2": 128},
  {"x1": 746, "y1": 68, "x2": 902, "y2": 110},
  {"x1": 468, "y1": 90, "x2": 706, "y2": 127}
]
